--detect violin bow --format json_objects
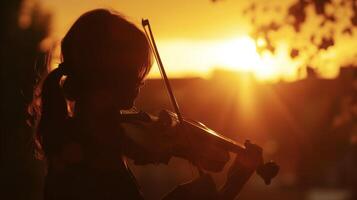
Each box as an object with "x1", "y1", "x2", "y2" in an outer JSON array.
[
  {"x1": 142, "y1": 19, "x2": 204, "y2": 176},
  {"x1": 141, "y1": 19, "x2": 184, "y2": 123}
]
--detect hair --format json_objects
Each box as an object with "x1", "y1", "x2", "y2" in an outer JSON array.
[{"x1": 37, "y1": 9, "x2": 152, "y2": 157}]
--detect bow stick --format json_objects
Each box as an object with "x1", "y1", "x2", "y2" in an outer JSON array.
[{"x1": 142, "y1": 19, "x2": 205, "y2": 176}]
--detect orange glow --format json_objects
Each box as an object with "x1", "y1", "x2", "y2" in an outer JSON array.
[{"x1": 42, "y1": 0, "x2": 357, "y2": 82}]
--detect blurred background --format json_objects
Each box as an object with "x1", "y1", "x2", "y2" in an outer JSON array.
[{"x1": 1, "y1": 0, "x2": 356, "y2": 199}]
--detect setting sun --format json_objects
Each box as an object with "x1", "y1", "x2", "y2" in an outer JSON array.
[
  {"x1": 148, "y1": 36, "x2": 295, "y2": 81},
  {"x1": 211, "y1": 37, "x2": 260, "y2": 72}
]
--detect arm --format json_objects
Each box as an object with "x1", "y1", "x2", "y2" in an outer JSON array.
[
  {"x1": 218, "y1": 141, "x2": 263, "y2": 200},
  {"x1": 218, "y1": 159, "x2": 255, "y2": 200}
]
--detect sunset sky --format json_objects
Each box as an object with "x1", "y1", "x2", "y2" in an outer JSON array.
[{"x1": 40, "y1": 0, "x2": 357, "y2": 81}]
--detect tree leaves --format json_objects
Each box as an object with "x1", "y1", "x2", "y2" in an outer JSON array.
[
  {"x1": 242, "y1": 0, "x2": 357, "y2": 66},
  {"x1": 318, "y1": 37, "x2": 334, "y2": 50}
]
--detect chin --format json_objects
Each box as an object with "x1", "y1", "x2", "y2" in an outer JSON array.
[
  {"x1": 121, "y1": 104, "x2": 134, "y2": 110},
  {"x1": 118, "y1": 99, "x2": 135, "y2": 110}
]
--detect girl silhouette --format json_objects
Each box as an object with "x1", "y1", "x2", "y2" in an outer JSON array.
[{"x1": 37, "y1": 9, "x2": 263, "y2": 200}]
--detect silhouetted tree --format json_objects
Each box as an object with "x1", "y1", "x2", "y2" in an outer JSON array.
[{"x1": 239, "y1": 0, "x2": 357, "y2": 70}]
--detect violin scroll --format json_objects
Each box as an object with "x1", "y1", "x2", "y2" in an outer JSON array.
[{"x1": 257, "y1": 161, "x2": 280, "y2": 185}]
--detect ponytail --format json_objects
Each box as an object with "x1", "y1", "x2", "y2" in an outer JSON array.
[{"x1": 37, "y1": 66, "x2": 68, "y2": 157}]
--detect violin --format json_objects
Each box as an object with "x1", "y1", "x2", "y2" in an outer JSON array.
[{"x1": 119, "y1": 19, "x2": 279, "y2": 186}]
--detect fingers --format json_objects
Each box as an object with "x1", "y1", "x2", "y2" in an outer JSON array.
[
  {"x1": 158, "y1": 109, "x2": 174, "y2": 128},
  {"x1": 228, "y1": 140, "x2": 264, "y2": 171},
  {"x1": 157, "y1": 109, "x2": 181, "y2": 130}
]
